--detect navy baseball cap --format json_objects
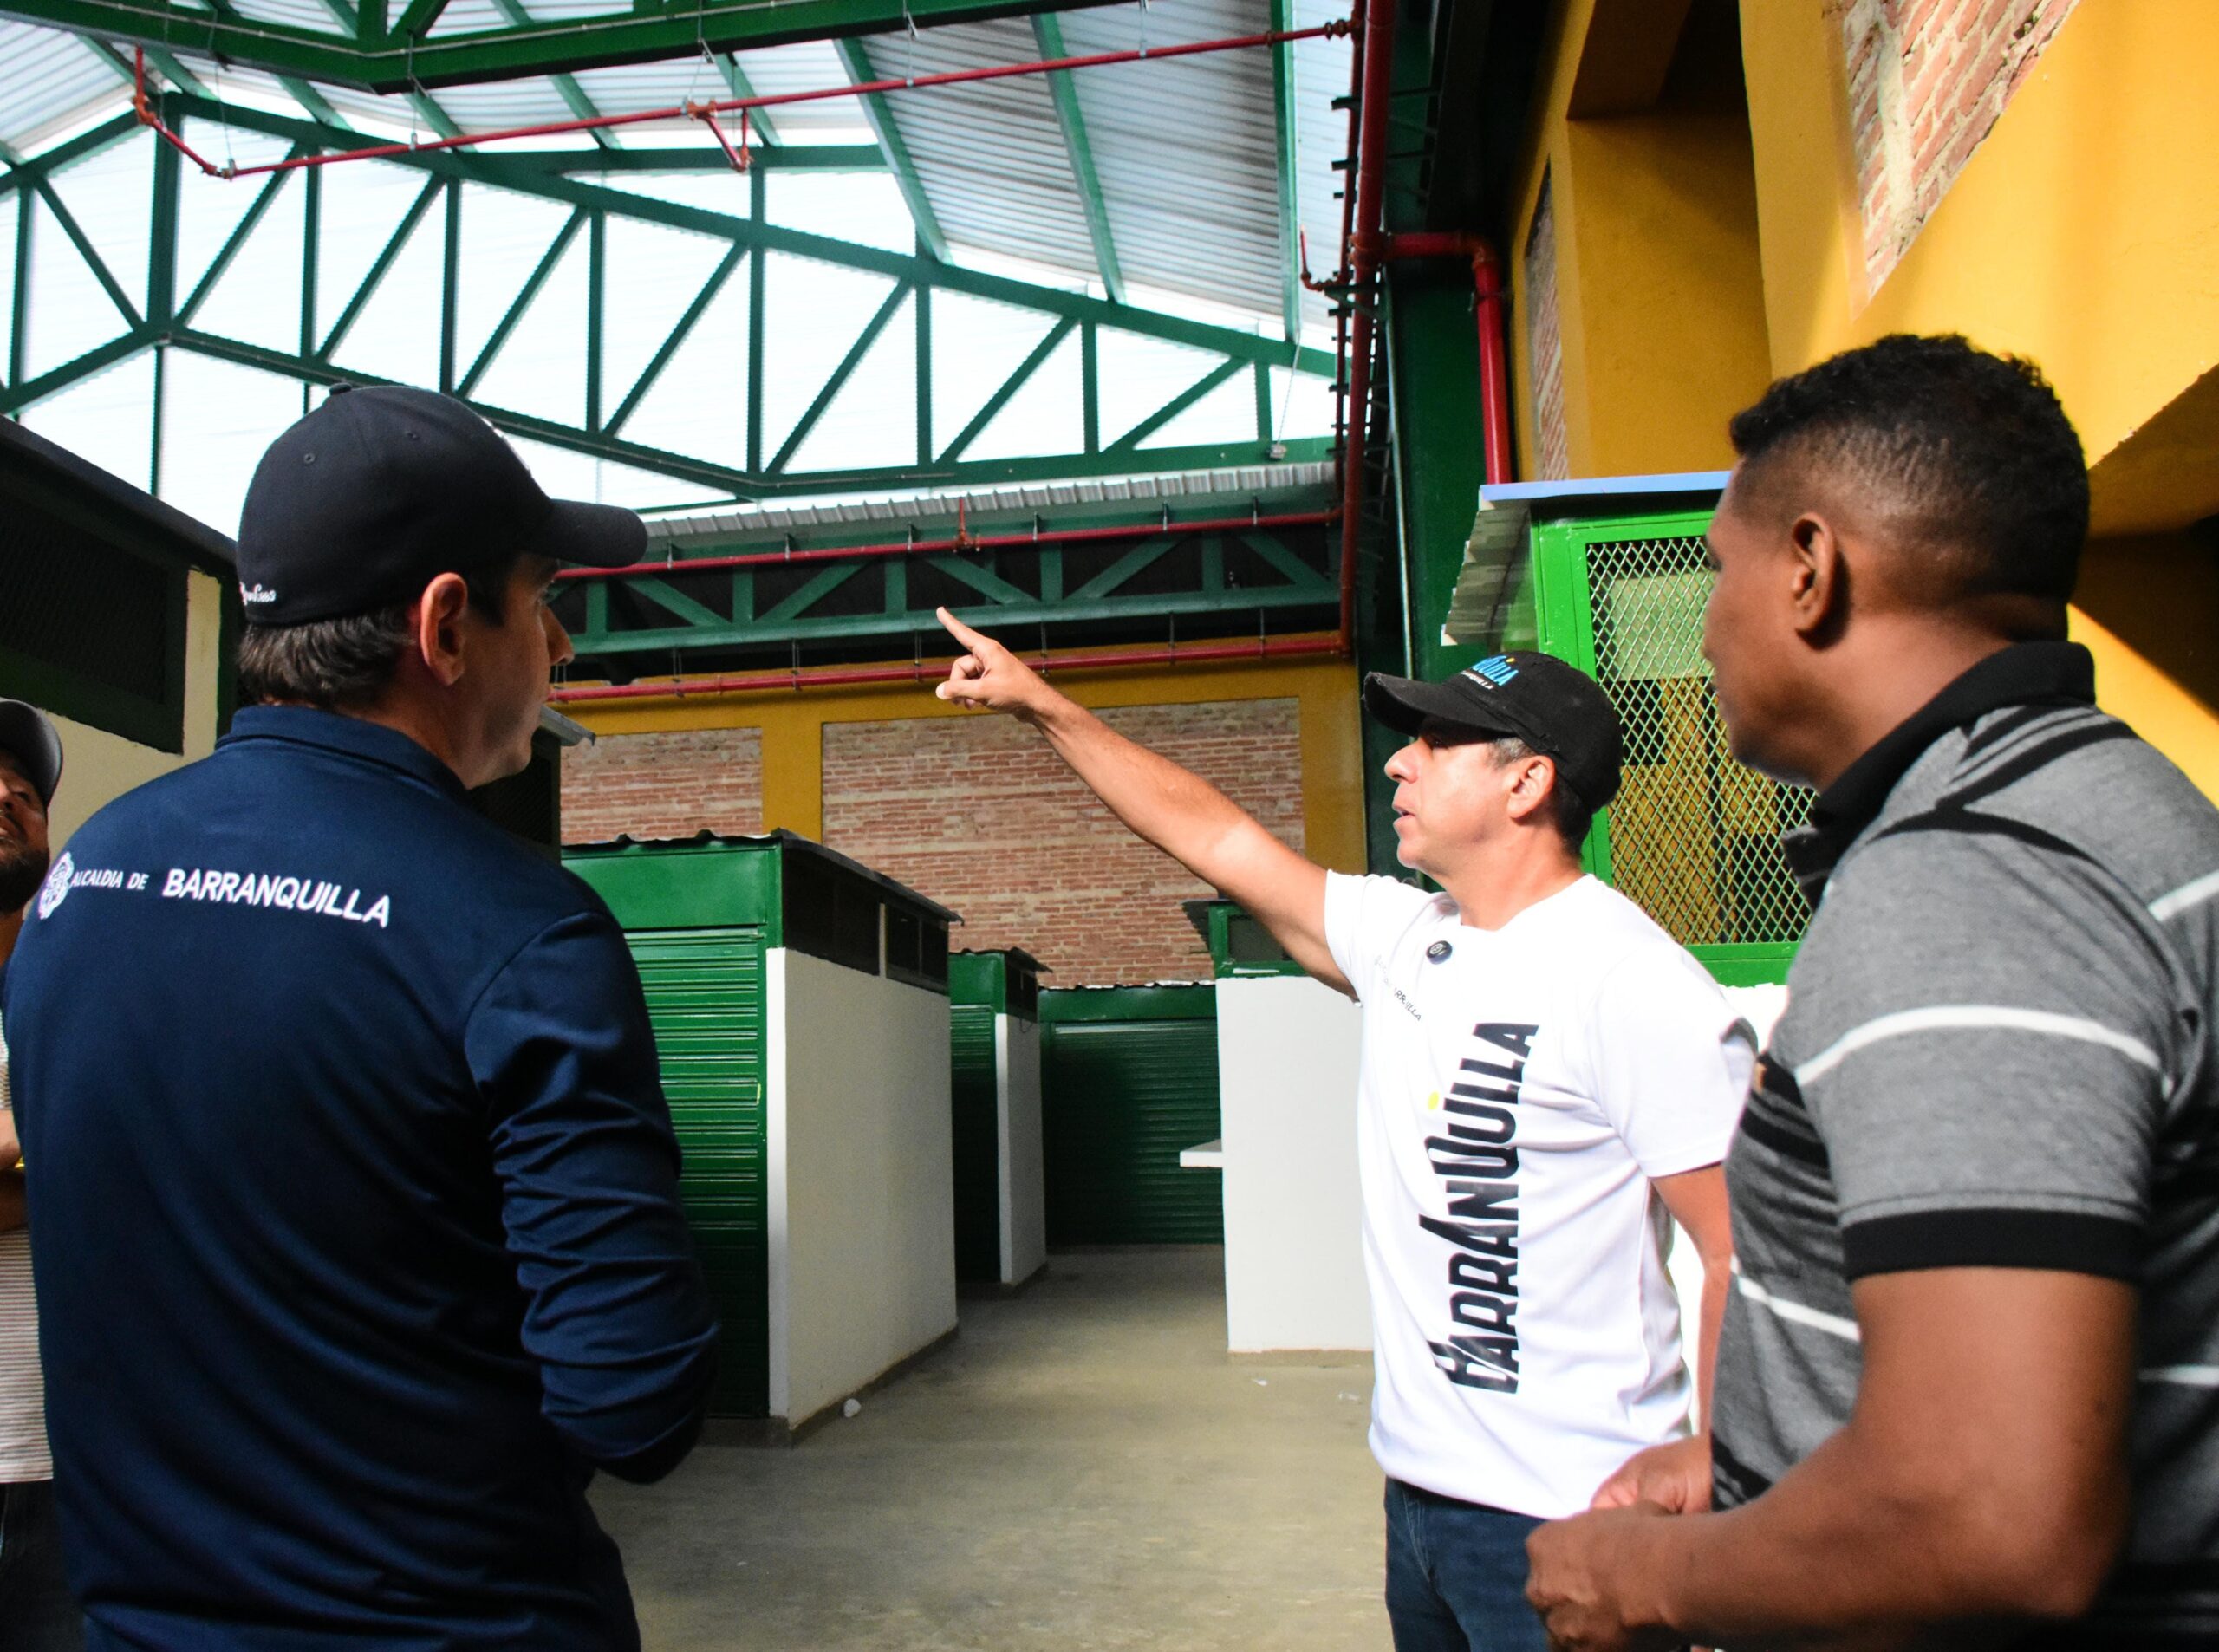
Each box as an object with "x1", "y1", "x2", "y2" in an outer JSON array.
[
  {"x1": 235, "y1": 386, "x2": 646, "y2": 626},
  {"x1": 0, "y1": 699, "x2": 62, "y2": 807},
  {"x1": 1363, "y1": 653, "x2": 1624, "y2": 808}
]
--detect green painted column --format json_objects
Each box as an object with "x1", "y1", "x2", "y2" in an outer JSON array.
[{"x1": 1355, "y1": 265, "x2": 1489, "y2": 875}]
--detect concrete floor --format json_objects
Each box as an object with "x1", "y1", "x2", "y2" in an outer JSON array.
[{"x1": 594, "y1": 1247, "x2": 1387, "y2": 1651}]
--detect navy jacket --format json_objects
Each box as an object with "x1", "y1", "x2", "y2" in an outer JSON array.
[{"x1": 3, "y1": 707, "x2": 718, "y2": 1651}]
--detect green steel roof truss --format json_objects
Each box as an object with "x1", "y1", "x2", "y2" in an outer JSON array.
[
  {"x1": 1028, "y1": 10, "x2": 1122, "y2": 306},
  {"x1": 0, "y1": 0, "x2": 1121, "y2": 92},
  {"x1": 0, "y1": 95, "x2": 1335, "y2": 504}
]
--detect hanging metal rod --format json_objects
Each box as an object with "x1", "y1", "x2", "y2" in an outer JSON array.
[{"x1": 130, "y1": 22, "x2": 1350, "y2": 181}]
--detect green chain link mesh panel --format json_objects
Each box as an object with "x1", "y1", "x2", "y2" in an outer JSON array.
[{"x1": 1585, "y1": 534, "x2": 1814, "y2": 948}]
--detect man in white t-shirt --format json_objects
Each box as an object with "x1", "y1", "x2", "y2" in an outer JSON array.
[
  {"x1": 0, "y1": 699, "x2": 79, "y2": 1651},
  {"x1": 934, "y1": 611, "x2": 1749, "y2": 1651}
]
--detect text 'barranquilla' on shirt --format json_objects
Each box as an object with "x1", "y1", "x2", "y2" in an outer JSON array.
[{"x1": 161, "y1": 868, "x2": 392, "y2": 928}]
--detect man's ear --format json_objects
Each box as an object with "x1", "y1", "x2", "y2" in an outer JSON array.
[
  {"x1": 1503, "y1": 754, "x2": 1557, "y2": 825},
  {"x1": 413, "y1": 573, "x2": 473, "y2": 688},
  {"x1": 1786, "y1": 511, "x2": 1850, "y2": 641}
]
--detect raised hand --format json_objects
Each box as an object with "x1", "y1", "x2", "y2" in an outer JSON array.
[{"x1": 934, "y1": 607, "x2": 1064, "y2": 723}]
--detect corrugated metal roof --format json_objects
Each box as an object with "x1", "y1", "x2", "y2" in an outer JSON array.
[
  {"x1": 0, "y1": 23, "x2": 127, "y2": 158},
  {"x1": 644, "y1": 458, "x2": 1332, "y2": 540},
  {"x1": 224, "y1": 0, "x2": 352, "y2": 36},
  {"x1": 852, "y1": 17, "x2": 1096, "y2": 276},
  {"x1": 1, "y1": 0, "x2": 1344, "y2": 341},
  {"x1": 1057, "y1": 0, "x2": 1280, "y2": 317}
]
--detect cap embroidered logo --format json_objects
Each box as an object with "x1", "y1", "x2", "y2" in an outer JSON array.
[
  {"x1": 240, "y1": 583, "x2": 279, "y2": 607},
  {"x1": 1465, "y1": 655, "x2": 1521, "y2": 688}
]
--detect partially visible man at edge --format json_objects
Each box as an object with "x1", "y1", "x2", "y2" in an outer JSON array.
[
  {"x1": 931, "y1": 608, "x2": 1747, "y2": 1651},
  {"x1": 4, "y1": 386, "x2": 719, "y2": 1651},
  {"x1": 0, "y1": 700, "x2": 80, "y2": 1651},
  {"x1": 1526, "y1": 334, "x2": 2219, "y2": 1649}
]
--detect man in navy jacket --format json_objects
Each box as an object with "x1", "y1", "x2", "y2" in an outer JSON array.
[{"x1": 3, "y1": 387, "x2": 719, "y2": 1651}]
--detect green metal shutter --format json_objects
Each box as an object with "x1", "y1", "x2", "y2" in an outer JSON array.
[
  {"x1": 1040, "y1": 994, "x2": 1222, "y2": 1246},
  {"x1": 949, "y1": 1004, "x2": 1001, "y2": 1282},
  {"x1": 1528, "y1": 513, "x2": 1814, "y2": 985},
  {"x1": 627, "y1": 927, "x2": 770, "y2": 1418}
]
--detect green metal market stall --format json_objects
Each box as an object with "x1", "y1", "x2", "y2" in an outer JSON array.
[{"x1": 564, "y1": 829, "x2": 960, "y2": 1438}]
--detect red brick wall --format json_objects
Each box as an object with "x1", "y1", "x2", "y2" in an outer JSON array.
[
  {"x1": 1523, "y1": 173, "x2": 1570, "y2": 483},
  {"x1": 823, "y1": 700, "x2": 1305, "y2": 986},
  {"x1": 1839, "y1": 0, "x2": 2079, "y2": 290},
  {"x1": 561, "y1": 726, "x2": 764, "y2": 844}
]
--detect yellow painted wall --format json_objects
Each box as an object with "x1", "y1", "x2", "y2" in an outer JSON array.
[
  {"x1": 1740, "y1": 1, "x2": 2219, "y2": 536},
  {"x1": 1506, "y1": 3, "x2": 2219, "y2": 791},
  {"x1": 1734, "y1": 0, "x2": 2219, "y2": 790},
  {"x1": 47, "y1": 569, "x2": 227, "y2": 851},
  {"x1": 1508, "y1": 0, "x2": 1773, "y2": 482},
  {"x1": 563, "y1": 642, "x2": 1370, "y2": 876}
]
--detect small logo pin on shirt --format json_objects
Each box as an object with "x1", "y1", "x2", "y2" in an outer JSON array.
[{"x1": 1426, "y1": 940, "x2": 1452, "y2": 963}]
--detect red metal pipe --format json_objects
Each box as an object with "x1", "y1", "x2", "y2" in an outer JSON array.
[
  {"x1": 1335, "y1": 0, "x2": 1396, "y2": 655},
  {"x1": 547, "y1": 633, "x2": 1344, "y2": 706},
  {"x1": 134, "y1": 23, "x2": 1349, "y2": 180},
  {"x1": 556, "y1": 509, "x2": 1337, "y2": 582},
  {"x1": 1382, "y1": 231, "x2": 1511, "y2": 487}
]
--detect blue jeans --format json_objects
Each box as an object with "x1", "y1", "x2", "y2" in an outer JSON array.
[
  {"x1": 1383, "y1": 1479, "x2": 1549, "y2": 1652},
  {"x1": 0, "y1": 1480, "x2": 84, "y2": 1652}
]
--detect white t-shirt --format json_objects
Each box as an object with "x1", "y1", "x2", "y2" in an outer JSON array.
[{"x1": 1324, "y1": 871, "x2": 1753, "y2": 1519}]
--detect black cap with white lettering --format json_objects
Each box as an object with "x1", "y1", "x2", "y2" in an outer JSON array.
[
  {"x1": 234, "y1": 386, "x2": 645, "y2": 626},
  {"x1": 1363, "y1": 652, "x2": 1624, "y2": 809}
]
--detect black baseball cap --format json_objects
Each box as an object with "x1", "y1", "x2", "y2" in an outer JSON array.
[
  {"x1": 1363, "y1": 653, "x2": 1624, "y2": 808},
  {"x1": 235, "y1": 386, "x2": 646, "y2": 625},
  {"x1": 0, "y1": 699, "x2": 62, "y2": 807}
]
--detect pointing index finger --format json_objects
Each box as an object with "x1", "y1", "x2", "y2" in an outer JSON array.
[{"x1": 935, "y1": 606, "x2": 992, "y2": 651}]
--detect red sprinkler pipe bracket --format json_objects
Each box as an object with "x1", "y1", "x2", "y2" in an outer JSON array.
[{"x1": 690, "y1": 101, "x2": 751, "y2": 172}]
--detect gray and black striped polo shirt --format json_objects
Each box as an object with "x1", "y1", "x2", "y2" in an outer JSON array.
[{"x1": 1712, "y1": 641, "x2": 2219, "y2": 1648}]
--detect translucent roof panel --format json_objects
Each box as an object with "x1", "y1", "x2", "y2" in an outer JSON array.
[
  {"x1": 2, "y1": 8, "x2": 1340, "y2": 534},
  {"x1": 0, "y1": 23, "x2": 128, "y2": 158},
  {"x1": 1, "y1": 5, "x2": 1330, "y2": 340},
  {"x1": 1056, "y1": 0, "x2": 1283, "y2": 320},
  {"x1": 1288, "y1": 0, "x2": 1350, "y2": 340},
  {"x1": 726, "y1": 39, "x2": 873, "y2": 144},
  {"x1": 851, "y1": 17, "x2": 1096, "y2": 280}
]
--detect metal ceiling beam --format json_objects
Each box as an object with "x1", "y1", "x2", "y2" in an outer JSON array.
[
  {"x1": 1268, "y1": 0, "x2": 1301, "y2": 343},
  {"x1": 486, "y1": 0, "x2": 616, "y2": 152},
  {"x1": 279, "y1": 77, "x2": 345, "y2": 126},
  {"x1": 85, "y1": 34, "x2": 210, "y2": 99},
  {"x1": 3, "y1": 91, "x2": 1335, "y2": 507},
  {"x1": 164, "y1": 89, "x2": 1329, "y2": 370},
  {"x1": 0, "y1": 0, "x2": 1123, "y2": 92},
  {"x1": 712, "y1": 53, "x2": 783, "y2": 148},
  {"x1": 305, "y1": 0, "x2": 466, "y2": 139},
  {"x1": 389, "y1": 0, "x2": 447, "y2": 43},
  {"x1": 162, "y1": 330, "x2": 1333, "y2": 495},
  {"x1": 1028, "y1": 10, "x2": 1123, "y2": 306},
  {"x1": 833, "y1": 36, "x2": 948, "y2": 263}
]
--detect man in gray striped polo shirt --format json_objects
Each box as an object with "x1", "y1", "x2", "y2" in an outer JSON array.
[{"x1": 1526, "y1": 334, "x2": 2219, "y2": 1649}]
